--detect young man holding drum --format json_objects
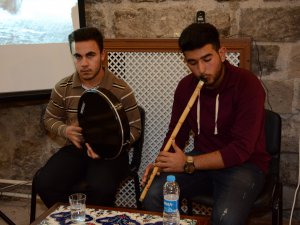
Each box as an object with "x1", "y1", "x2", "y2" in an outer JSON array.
[
  {"x1": 141, "y1": 23, "x2": 269, "y2": 225},
  {"x1": 35, "y1": 27, "x2": 141, "y2": 208}
]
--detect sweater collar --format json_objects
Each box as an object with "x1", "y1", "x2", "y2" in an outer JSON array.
[{"x1": 71, "y1": 67, "x2": 111, "y2": 89}]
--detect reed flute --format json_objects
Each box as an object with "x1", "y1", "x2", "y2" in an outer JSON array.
[{"x1": 139, "y1": 78, "x2": 205, "y2": 202}]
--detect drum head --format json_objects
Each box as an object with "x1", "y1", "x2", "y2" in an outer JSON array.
[{"x1": 78, "y1": 89, "x2": 130, "y2": 159}]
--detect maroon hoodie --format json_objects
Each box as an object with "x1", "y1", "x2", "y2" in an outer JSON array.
[{"x1": 163, "y1": 61, "x2": 270, "y2": 174}]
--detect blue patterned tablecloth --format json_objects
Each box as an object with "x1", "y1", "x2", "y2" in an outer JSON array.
[{"x1": 37, "y1": 205, "x2": 197, "y2": 225}]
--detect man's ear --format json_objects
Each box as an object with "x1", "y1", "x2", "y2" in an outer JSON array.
[
  {"x1": 100, "y1": 49, "x2": 107, "y2": 66},
  {"x1": 218, "y1": 47, "x2": 227, "y2": 62},
  {"x1": 101, "y1": 49, "x2": 106, "y2": 61}
]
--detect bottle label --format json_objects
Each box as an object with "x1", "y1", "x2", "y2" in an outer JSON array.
[{"x1": 164, "y1": 199, "x2": 178, "y2": 213}]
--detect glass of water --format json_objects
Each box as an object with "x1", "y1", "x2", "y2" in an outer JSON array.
[{"x1": 69, "y1": 193, "x2": 86, "y2": 223}]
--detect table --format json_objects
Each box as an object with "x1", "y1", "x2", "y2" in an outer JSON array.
[{"x1": 30, "y1": 203, "x2": 209, "y2": 225}]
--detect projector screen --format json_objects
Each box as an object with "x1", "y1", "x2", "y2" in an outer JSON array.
[{"x1": 0, "y1": 0, "x2": 85, "y2": 100}]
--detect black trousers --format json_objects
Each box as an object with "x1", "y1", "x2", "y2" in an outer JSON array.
[{"x1": 35, "y1": 145, "x2": 129, "y2": 208}]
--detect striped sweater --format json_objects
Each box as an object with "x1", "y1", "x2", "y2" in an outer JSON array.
[{"x1": 44, "y1": 68, "x2": 141, "y2": 146}]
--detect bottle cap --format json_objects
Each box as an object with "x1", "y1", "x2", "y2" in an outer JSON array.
[{"x1": 167, "y1": 175, "x2": 175, "y2": 182}]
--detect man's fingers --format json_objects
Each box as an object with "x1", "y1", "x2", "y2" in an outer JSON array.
[
  {"x1": 171, "y1": 140, "x2": 180, "y2": 152},
  {"x1": 141, "y1": 163, "x2": 156, "y2": 187},
  {"x1": 72, "y1": 140, "x2": 82, "y2": 149},
  {"x1": 85, "y1": 143, "x2": 100, "y2": 159}
]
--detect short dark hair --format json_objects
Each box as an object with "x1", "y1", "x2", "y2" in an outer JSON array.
[
  {"x1": 178, "y1": 23, "x2": 220, "y2": 52},
  {"x1": 68, "y1": 27, "x2": 104, "y2": 52}
]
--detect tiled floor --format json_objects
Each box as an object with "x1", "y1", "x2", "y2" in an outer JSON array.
[{"x1": 0, "y1": 196, "x2": 297, "y2": 225}]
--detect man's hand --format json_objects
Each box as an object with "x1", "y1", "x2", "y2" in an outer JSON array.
[
  {"x1": 141, "y1": 141, "x2": 186, "y2": 187},
  {"x1": 154, "y1": 141, "x2": 186, "y2": 173},
  {"x1": 85, "y1": 143, "x2": 101, "y2": 159},
  {"x1": 141, "y1": 163, "x2": 155, "y2": 187},
  {"x1": 65, "y1": 125, "x2": 83, "y2": 149}
]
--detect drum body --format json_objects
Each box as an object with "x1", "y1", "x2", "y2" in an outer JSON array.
[{"x1": 78, "y1": 88, "x2": 130, "y2": 160}]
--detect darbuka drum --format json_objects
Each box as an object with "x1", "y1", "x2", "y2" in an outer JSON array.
[{"x1": 78, "y1": 88, "x2": 130, "y2": 160}]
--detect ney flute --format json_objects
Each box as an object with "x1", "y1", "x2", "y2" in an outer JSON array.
[{"x1": 139, "y1": 78, "x2": 206, "y2": 202}]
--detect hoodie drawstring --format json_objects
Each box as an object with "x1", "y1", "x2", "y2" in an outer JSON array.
[
  {"x1": 197, "y1": 93, "x2": 219, "y2": 135},
  {"x1": 214, "y1": 94, "x2": 219, "y2": 135},
  {"x1": 197, "y1": 93, "x2": 201, "y2": 135}
]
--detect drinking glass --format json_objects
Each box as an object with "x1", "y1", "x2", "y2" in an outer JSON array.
[{"x1": 69, "y1": 193, "x2": 86, "y2": 222}]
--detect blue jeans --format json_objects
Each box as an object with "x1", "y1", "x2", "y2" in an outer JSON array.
[{"x1": 143, "y1": 162, "x2": 265, "y2": 225}]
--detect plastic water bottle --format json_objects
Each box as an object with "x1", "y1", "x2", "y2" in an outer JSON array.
[{"x1": 163, "y1": 175, "x2": 180, "y2": 225}]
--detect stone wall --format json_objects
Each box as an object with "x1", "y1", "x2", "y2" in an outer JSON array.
[
  {"x1": 86, "y1": 0, "x2": 300, "y2": 218},
  {"x1": 0, "y1": 0, "x2": 299, "y2": 220}
]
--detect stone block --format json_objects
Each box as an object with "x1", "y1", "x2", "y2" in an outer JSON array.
[
  {"x1": 281, "y1": 153, "x2": 299, "y2": 185},
  {"x1": 206, "y1": 10, "x2": 231, "y2": 37},
  {"x1": 85, "y1": 3, "x2": 106, "y2": 32},
  {"x1": 113, "y1": 7, "x2": 195, "y2": 38},
  {"x1": 281, "y1": 136, "x2": 299, "y2": 154},
  {"x1": 240, "y1": 7, "x2": 300, "y2": 42},
  {"x1": 112, "y1": 7, "x2": 231, "y2": 38},
  {"x1": 86, "y1": 0, "x2": 122, "y2": 3},
  {"x1": 263, "y1": 80, "x2": 293, "y2": 114},
  {"x1": 130, "y1": 0, "x2": 166, "y2": 2},
  {"x1": 217, "y1": 0, "x2": 246, "y2": 1},
  {"x1": 294, "y1": 80, "x2": 300, "y2": 112},
  {"x1": 283, "y1": 185, "x2": 300, "y2": 214},
  {"x1": 0, "y1": 104, "x2": 52, "y2": 180},
  {"x1": 287, "y1": 44, "x2": 300, "y2": 79},
  {"x1": 0, "y1": 124, "x2": 13, "y2": 167},
  {"x1": 252, "y1": 45, "x2": 279, "y2": 76}
]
